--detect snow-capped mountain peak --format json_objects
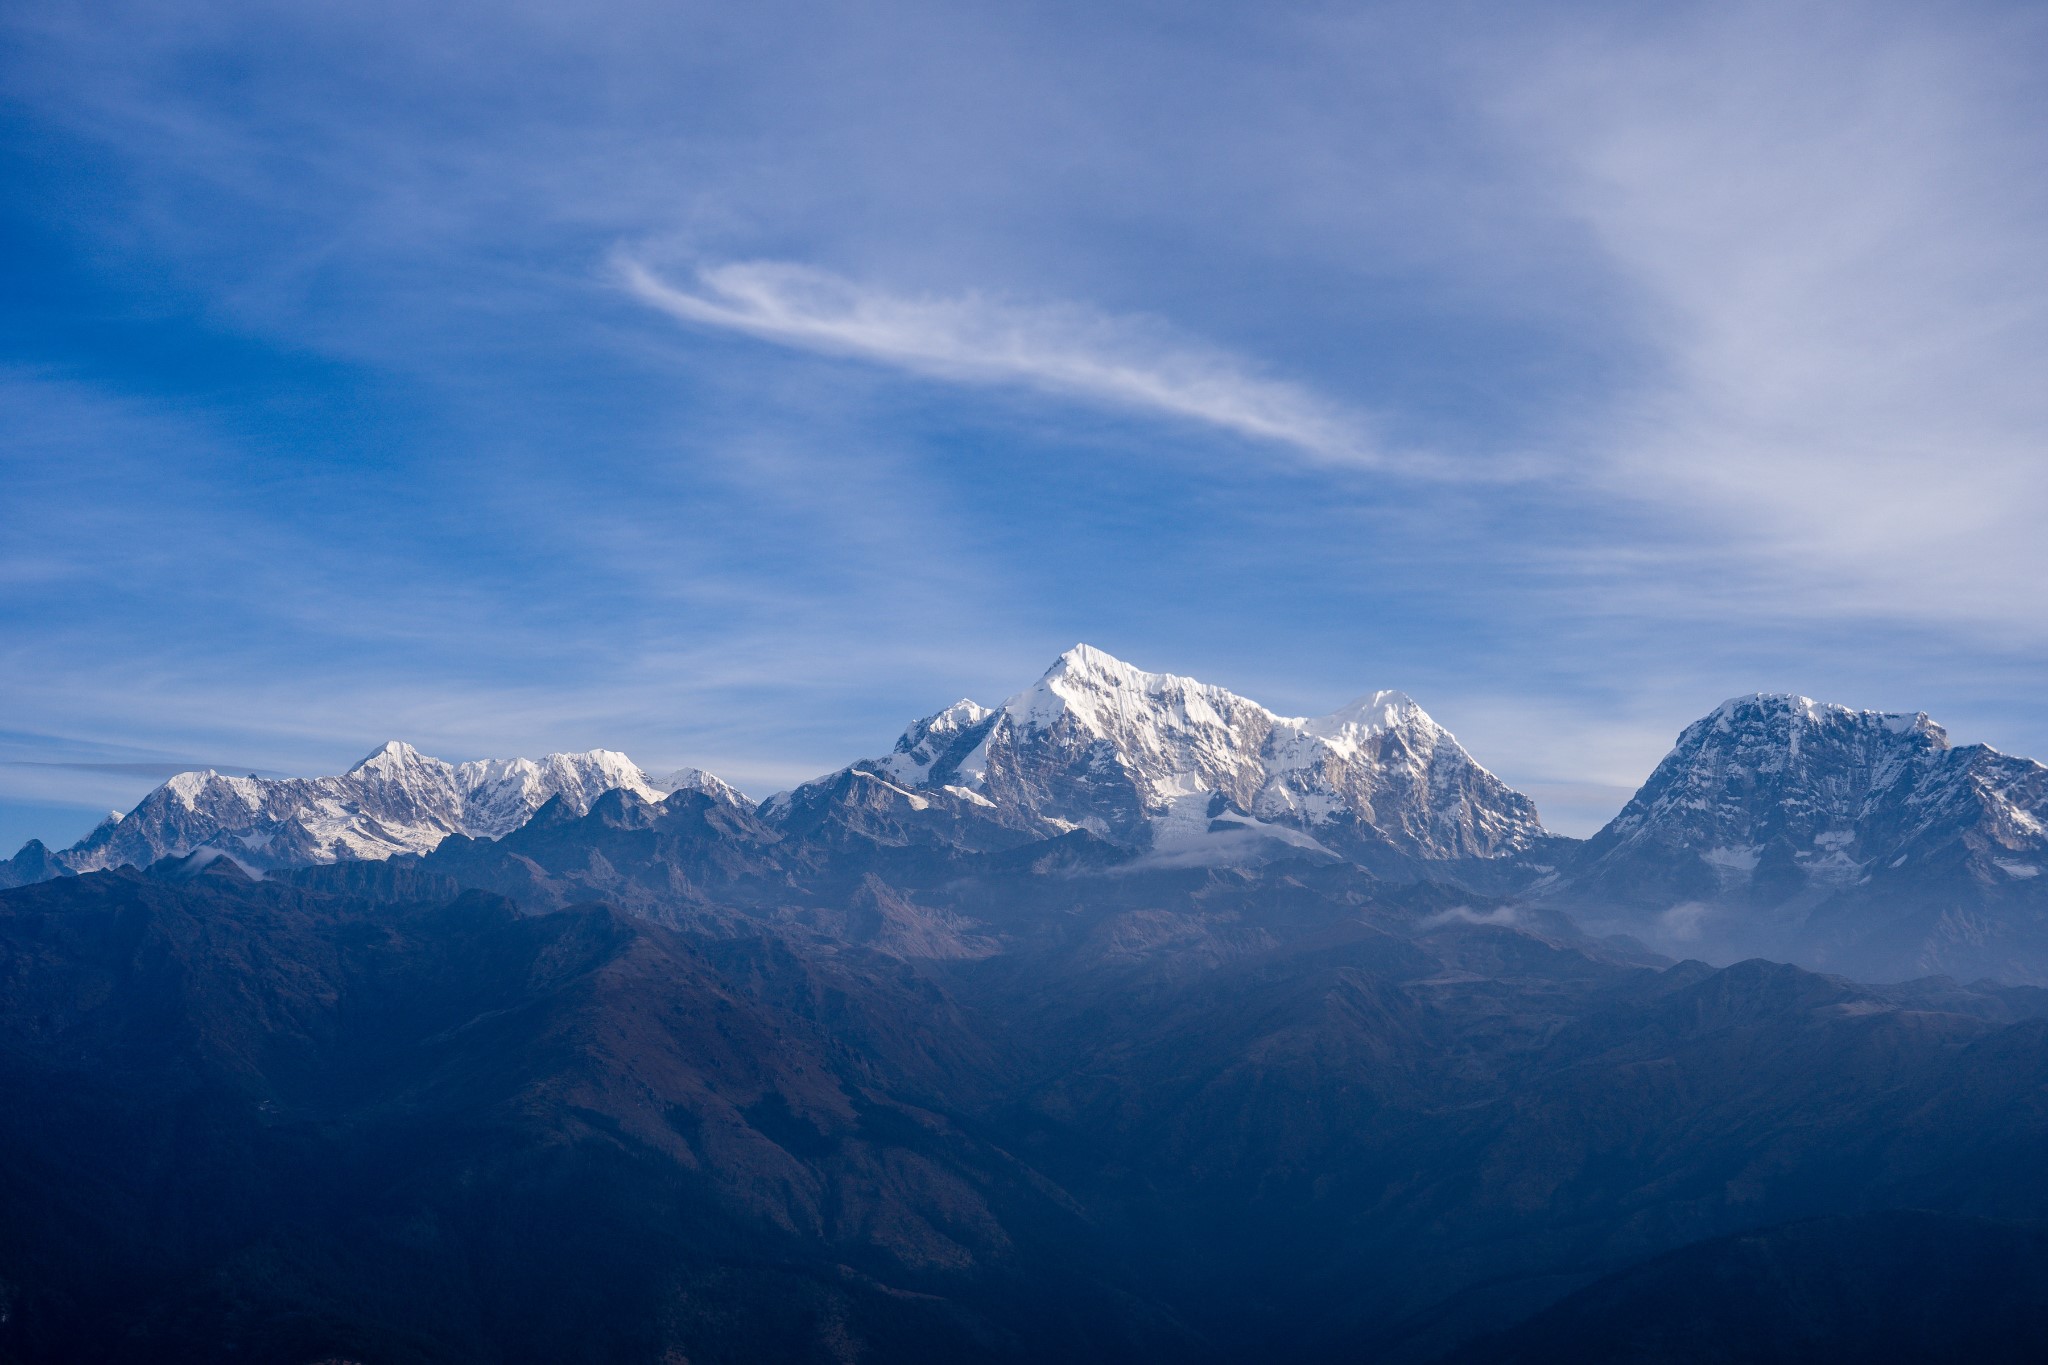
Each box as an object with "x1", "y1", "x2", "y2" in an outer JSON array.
[
  {"x1": 1700, "y1": 692, "x2": 1943, "y2": 744},
  {"x1": 869, "y1": 699, "x2": 997, "y2": 789},
  {"x1": 1008, "y1": 643, "x2": 1239, "y2": 733},
  {"x1": 1299, "y1": 690, "x2": 1428, "y2": 747},
  {"x1": 349, "y1": 739, "x2": 433, "y2": 775},
  {"x1": 996, "y1": 645, "x2": 1276, "y2": 802},
  {"x1": 26, "y1": 744, "x2": 737, "y2": 878},
  {"x1": 779, "y1": 645, "x2": 1546, "y2": 863},
  {"x1": 1605, "y1": 695, "x2": 1954, "y2": 851},
  {"x1": 656, "y1": 766, "x2": 751, "y2": 808},
  {"x1": 1561, "y1": 692, "x2": 2048, "y2": 981}
]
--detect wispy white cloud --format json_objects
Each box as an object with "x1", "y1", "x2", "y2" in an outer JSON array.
[
  {"x1": 1498, "y1": 3, "x2": 2048, "y2": 637},
  {"x1": 1416, "y1": 904, "x2": 1520, "y2": 932},
  {"x1": 12, "y1": 0, "x2": 2048, "y2": 853},
  {"x1": 616, "y1": 254, "x2": 1399, "y2": 469}
]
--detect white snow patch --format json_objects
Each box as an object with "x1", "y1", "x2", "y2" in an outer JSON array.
[
  {"x1": 1701, "y1": 845, "x2": 1760, "y2": 872},
  {"x1": 849, "y1": 770, "x2": 932, "y2": 810}
]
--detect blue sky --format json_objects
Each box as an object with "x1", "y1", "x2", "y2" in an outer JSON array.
[{"x1": 4, "y1": 0, "x2": 2046, "y2": 846}]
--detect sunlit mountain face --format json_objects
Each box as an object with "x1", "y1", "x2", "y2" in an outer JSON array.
[{"x1": 5, "y1": 649, "x2": 2048, "y2": 1362}]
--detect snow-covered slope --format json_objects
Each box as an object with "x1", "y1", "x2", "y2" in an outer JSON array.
[
  {"x1": 1558, "y1": 694, "x2": 2048, "y2": 981},
  {"x1": 19, "y1": 743, "x2": 744, "y2": 878},
  {"x1": 768, "y1": 644, "x2": 1545, "y2": 864}
]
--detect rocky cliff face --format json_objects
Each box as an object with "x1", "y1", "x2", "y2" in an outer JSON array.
[{"x1": 1553, "y1": 694, "x2": 2048, "y2": 982}]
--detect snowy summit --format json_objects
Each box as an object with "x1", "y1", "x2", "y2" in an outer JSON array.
[{"x1": 772, "y1": 644, "x2": 1546, "y2": 864}]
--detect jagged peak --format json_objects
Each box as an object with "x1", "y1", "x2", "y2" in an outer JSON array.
[
  {"x1": 893, "y1": 698, "x2": 994, "y2": 748},
  {"x1": 1042, "y1": 643, "x2": 1221, "y2": 692},
  {"x1": 1301, "y1": 689, "x2": 1430, "y2": 738},
  {"x1": 657, "y1": 765, "x2": 749, "y2": 806},
  {"x1": 1010, "y1": 644, "x2": 1260, "y2": 736},
  {"x1": 160, "y1": 769, "x2": 238, "y2": 808},
  {"x1": 858, "y1": 699, "x2": 1002, "y2": 790},
  {"x1": 1017, "y1": 649, "x2": 1454, "y2": 763},
  {"x1": 931, "y1": 698, "x2": 994, "y2": 729},
  {"x1": 1047, "y1": 642, "x2": 1131, "y2": 676},
  {"x1": 460, "y1": 747, "x2": 650, "y2": 782},
  {"x1": 1696, "y1": 694, "x2": 1946, "y2": 743},
  {"x1": 349, "y1": 739, "x2": 441, "y2": 775},
  {"x1": 568, "y1": 747, "x2": 653, "y2": 776}
]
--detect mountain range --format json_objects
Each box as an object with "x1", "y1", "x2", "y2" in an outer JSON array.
[
  {"x1": 1, "y1": 742, "x2": 742, "y2": 884},
  {"x1": 4, "y1": 646, "x2": 2048, "y2": 1361},
  {"x1": 11, "y1": 645, "x2": 2048, "y2": 985}
]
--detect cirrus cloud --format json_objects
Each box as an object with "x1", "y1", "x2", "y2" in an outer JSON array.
[{"x1": 616, "y1": 253, "x2": 1413, "y2": 471}]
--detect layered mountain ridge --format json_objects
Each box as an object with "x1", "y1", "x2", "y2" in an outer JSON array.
[{"x1": 12, "y1": 654, "x2": 2048, "y2": 985}]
